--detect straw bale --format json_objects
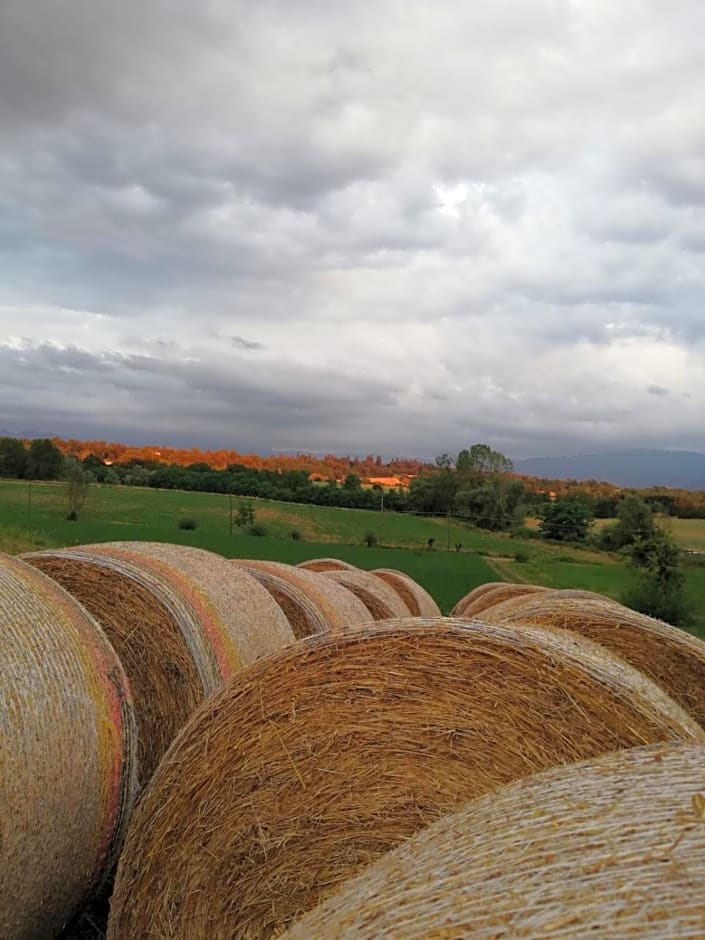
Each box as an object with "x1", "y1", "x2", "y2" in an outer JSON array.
[
  {"x1": 107, "y1": 619, "x2": 701, "y2": 940},
  {"x1": 370, "y1": 568, "x2": 440, "y2": 616},
  {"x1": 297, "y1": 557, "x2": 357, "y2": 572},
  {"x1": 453, "y1": 581, "x2": 547, "y2": 617},
  {"x1": 26, "y1": 543, "x2": 294, "y2": 782},
  {"x1": 449, "y1": 580, "x2": 507, "y2": 615},
  {"x1": 230, "y1": 562, "x2": 329, "y2": 639},
  {"x1": 484, "y1": 591, "x2": 705, "y2": 728},
  {"x1": 0, "y1": 553, "x2": 138, "y2": 939},
  {"x1": 283, "y1": 740, "x2": 705, "y2": 939},
  {"x1": 232, "y1": 559, "x2": 370, "y2": 631},
  {"x1": 323, "y1": 569, "x2": 410, "y2": 620}
]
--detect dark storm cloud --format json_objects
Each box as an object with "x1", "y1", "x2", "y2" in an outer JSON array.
[{"x1": 1, "y1": 1, "x2": 704, "y2": 456}]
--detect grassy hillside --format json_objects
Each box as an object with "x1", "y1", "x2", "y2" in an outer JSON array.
[{"x1": 1, "y1": 478, "x2": 703, "y2": 632}]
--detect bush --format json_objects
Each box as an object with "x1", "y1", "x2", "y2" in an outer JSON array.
[
  {"x1": 177, "y1": 517, "x2": 198, "y2": 530},
  {"x1": 513, "y1": 550, "x2": 530, "y2": 563},
  {"x1": 235, "y1": 501, "x2": 256, "y2": 528},
  {"x1": 538, "y1": 499, "x2": 592, "y2": 542},
  {"x1": 620, "y1": 527, "x2": 692, "y2": 626},
  {"x1": 248, "y1": 523, "x2": 268, "y2": 537},
  {"x1": 511, "y1": 525, "x2": 538, "y2": 540},
  {"x1": 621, "y1": 573, "x2": 693, "y2": 626},
  {"x1": 363, "y1": 531, "x2": 377, "y2": 547},
  {"x1": 291, "y1": 529, "x2": 302, "y2": 541}
]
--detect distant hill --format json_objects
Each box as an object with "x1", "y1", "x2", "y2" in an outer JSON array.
[{"x1": 514, "y1": 449, "x2": 705, "y2": 490}]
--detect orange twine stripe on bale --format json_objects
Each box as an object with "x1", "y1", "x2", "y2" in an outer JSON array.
[
  {"x1": 482, "y1": 591, "x2": 705, "y2": 729},
  {"x1": 0, "y1": 553, "x2": 138, "y2": 939},
  {"x1": 232, "y1": 559, "x2": 370, "y2": 632},
  {"x1": 282, "y1": 740, "x2": 705, "y2": 939},
  {"x1": 370, "y1": 569, "x2": 440, "y2": 617},
  {"x1": 107, "y1": 618, "x2": 702, "y2": 940},
  {"x1": 297, "y1": 557, "x2": 357, "y2": 572},
  {"x1": 26, "y1": 543, "x2": 294, "y2": 784}
]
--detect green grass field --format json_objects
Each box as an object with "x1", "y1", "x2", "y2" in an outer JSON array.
[{"x1": 1, "y1": 478, "x2": 703, "y2": 631}]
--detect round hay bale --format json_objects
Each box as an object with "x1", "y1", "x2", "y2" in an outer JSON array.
[
  {"x1": 370, "y1": 568, "x2": 440, "y2": 617},
  {"x1": 282, "y1": 740, "x2": 705, "y2": 939},
  {"x1": 454, "y1": 581, "x2": 547, "y2": 618},
  {"x1": 323, "y1": 569, "x2": 410, "y2": 620},
  {"x1": 449, "y1": 580, "x2": 508, "y2": 615},
  {"x1": 229, "y1": 562, "x2": 329, "y2": 639},
  {"x1": 232, "y1": 559, "x2": 370, "y2": 631},
  {"x1": 297, "y1": 557, "x2": 357, "y2": 572},
  {"x1": 484, "y1": 592, "x2": 705, "y2": 728},
  {"x1": 26, "y1": 543, "x2": 294, "y2": 781},
  {"x1": 107, "y1": 619, "x2": 701, "y2": 940},
  {"x1": 0, "y1": 553, "x2": 138, "y2": 938}
]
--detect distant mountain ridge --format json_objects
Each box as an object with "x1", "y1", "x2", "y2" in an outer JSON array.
[{"x1": 514, "y1": 449, "x2": 705, "y2": 490}]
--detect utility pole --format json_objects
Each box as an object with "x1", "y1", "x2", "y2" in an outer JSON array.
[
  {"x1": 446, "y1": 509, "x2": 451, "y2": 552},
  {"x1": 379, "y1": 489, "x2": 384, "y2": 545}
]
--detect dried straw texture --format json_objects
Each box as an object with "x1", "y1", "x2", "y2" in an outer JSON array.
[
  {"x1": 107, "y1": 620, "x2": 701, "y2": 940},
  {"x1": 230, "y1": 562, "x2": 329, "y2": 639},
  {"x1": 0, "y1": 553, "x2": 138, "y2": 939},
  {"x1": 283, "y1": 740, "x2": 705, "y2": 939},
  {"x1": 74, "y1": 541, "x2": 294, "y2": 678},
  {"x1": 483, "y1": 592, "x2": 705, "y2": 728},
  {"x1": 25, "y1": 551, "x2": 202, "y2": 782},
  {"x1": 26, "y1": 543, "x2": 294, "y2": 781},
  {"x1": 232, "y1": 559, "x2": 370, "y2": 632},
  {"x1": 370, "y1": 568, "x2": 440, "y2": 617},
  {"x1": 297, "y1": 557, "x2": 357, "y2": 572},
  {"x1": 323, "y1": 569, "x2": 410, "y2": 620},
  {"x1": 449, "y1": 580, "x2": 508, "y2": 615},
  {"x1": 453, "y1": 581, "x2": 547, "y2": 617}
]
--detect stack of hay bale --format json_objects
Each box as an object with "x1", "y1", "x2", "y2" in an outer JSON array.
[
  {"x1": 5, "y1": 551, "x2": 705, "y2": 939},
  {"x1": 106, "y1": 616, "x2": 705, "y2": 938}
]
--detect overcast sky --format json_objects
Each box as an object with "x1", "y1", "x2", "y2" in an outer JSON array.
[{"x1": 1, "y1": 1, "x2": 704, "y2": 459}]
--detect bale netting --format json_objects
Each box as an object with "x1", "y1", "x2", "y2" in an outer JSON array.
[
  {"x1": 483, "y1": 592, "x2": 705, "y2": 729},
  {"x1": 370, "y1": 568, "x2": 440, "y2": 617},
  {"x1": 283, "y1": 740, "x2": 705, "y2": 939},
  {"x1": 0, "y1": 552, "x2": 138, "y2": 939},
  {"x1": 323, "y1": 569, "x2": 410, "y2": 620},
  {"x1": 297, "y1": 557, "x2": 358, "y2": 572},
  {"x1": 453, "y1": 581, "x2": 547, "y2": 617},
  {"x1": 26, "y1": 543, "x2": 294, "y2": 782},
  {"x1": 232, "y1": 559, "x2": 370, "y2": 632},
  {"x1": 107, "y1": 619, "x2": 702, "y2": 940}
]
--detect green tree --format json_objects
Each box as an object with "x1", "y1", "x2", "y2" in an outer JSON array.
[
  {"x1": 599, "y1": 494, "x2": 654, "y2": 550},
  {"x1": 621, "y1": 527, "x2": 691, "y2": 625},
  {"x1": 407, "y1": 469, "x2": 456, "y2": 515},
  {"x1": 64, "y1": 457, "x2": 90, "y2": 520},
  {"x1": 454, "y1": 479, "x2": 525, "y2": 532},
  {"x1": 26, "y1": 438, "x2": 64, "y2": 480},
  {"x1": 0, "y1": 437, "x2": 28, "y2": 477},
  {"x1": 538, "y1": 499, "x2": 593, "y2": 542},
  {"x1": 456, "y1": 443, "x2": 513, "y2": 483},
  {"x1": 235, "y1": 501, "x2": 255, "y2": 528}
]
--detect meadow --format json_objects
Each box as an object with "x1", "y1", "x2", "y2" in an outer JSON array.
[{"x1": 1, "y1": 478, "x2": 704, "y2": 631}]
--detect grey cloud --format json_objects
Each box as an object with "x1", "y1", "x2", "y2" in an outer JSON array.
[
  {"x1": 231, "y1": 336, "x2": 264, "y2": 351},
  {"x1": 1, "y1": 2, "x2": 704, "y2": 457},
  {"x1": 647, "y1": 384, "x2": 669, "y2": 396}
]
